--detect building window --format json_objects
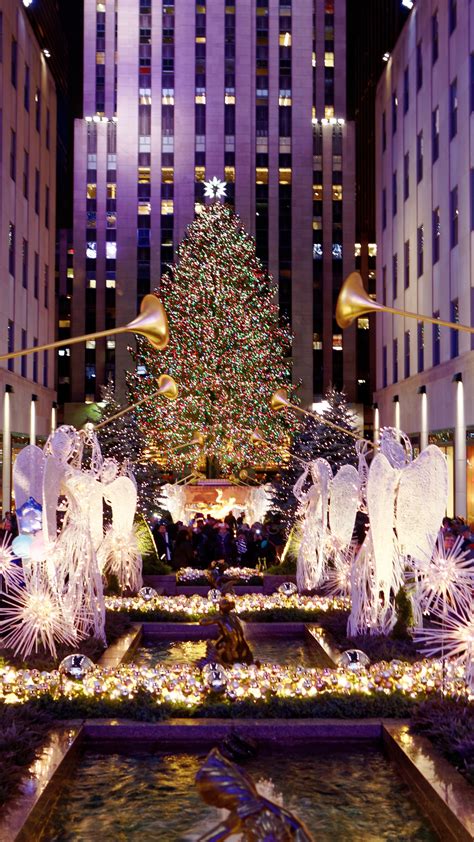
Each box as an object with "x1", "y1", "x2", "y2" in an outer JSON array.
[
  {"x1": 43, "y1": 351, "x2": 48, "y2": 388},
  {"x1": 382, "y1": 345, "x2": 388, "y2": 388},
  {"x1": 44, "y1": 265, "x2": 49, "y2": 308},
  {"x1": 404, "y1": 240, "x2": 410, "y2": 289},
  {"x1": 7, "y1": 320, "x2": 14, "y2": 372},
  {"x1": 450, "y1": 299, "x2": 459, "y2": 358},
  {"x1": 382, "y1": 111, "x2": 386, "y2": 152},
  {"x1": 11, "y1": 38, "x2": 17, "y2": 87},
  {"x1": 392, "y1": 252, "x2": 398, "y2": 299},
  {"x1": 432, "y1": 12, "x2": 438, "y2": 64},
  {"x1": 450, "y1": 185, "x2": 458, "y2": 248},
  {"x1": 433, "y1": 312, "x2": 441, "y2": 366},
  {"x1": 432, "y1": 107, "x2": 439, "y2": 162},
  {"x1": 404, "y1": 152, "x2": 409, "y2": 200},
  {"x1": 404, "y1": 330, "x2": 410, "y2": 379},
  {"x1": 8, "y1": 222, "x2": 15, "y2": 276},
  {"x1": 449, "y1": 0, "x2": 457, "y2": 34},
  {"x1": 392, "y1": 170, "x2": 397, "y2": 215},
  {"x1": 449, "y1": 78, "x2": 457, "y2": 139},
  {"x1": 392, "y1": 92, "x2": 397, "y2": 134},
  {"x1": 45, "y1": 186, "x2": 49, "y2": 229},
  {"x1": 393, "y1": 338, "x2": 398, "y2": 384},
  {"x1": 432, "y1": 206, "x2": 440, "y2": 263},
  {"x1": 34, "y1": 251, "x2": 39, "y2": 298},
  {"x1": 403, "y1": 67, "x2": 409, "y2": 113},
  {"x1": 21, "y1": 329, "x2": 27, "y2": 378},
  {"x1": 10, "y1": 129, "x2": 16, "y2": 180},
  {"x1": 471, "y1": 54, "x2": 474, "y2": 113},
  {"x1": 417, "y1": 131, "x2": 423, "y2": 182},
  {"x1": 417, "y1": 224, "x2": 424, "y2": 277},
  {"x1": 22, "y1": 238, "x2": 28, "y2": 289},
  {"x1": 417, "y1": 323, "x2": 424, "y2": 372},
  {"x1": 34, "y1": 169, "x2": 39, "y2": 213},
  {"x1": 416, "y1": 41, "x2": 422, "y2": 90},
  {"x1": 382, "y1": 265, "x2": 387, "y2": 305},
  {"x1": 382, "y1": 188, "x2": 387, "y2": 229},
  {"x1": 35, "y1": 89, "x2": 41, "y2": 132},
  {"x1": 24, "y1": 64, "x2": 30, "y2": 110},
  {"x1": 23, "y1": 150, "x2": 29, "y2": 198},
  {"x1": 33, "y1": 338, "x2": 38, "y2": 383}
]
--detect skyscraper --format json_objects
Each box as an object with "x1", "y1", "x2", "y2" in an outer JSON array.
[
  {"x1": 67, "y1": 0, "x2": 355, "y2": 420},
  {"x1": 0, "y1": 0, "x2": 57, "y2": 513},
  {"x1": 375, "y1": 0, "x2": 474, "y2": 519}
]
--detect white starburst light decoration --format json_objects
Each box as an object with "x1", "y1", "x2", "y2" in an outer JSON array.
[
  {"x1": 412, "y1": 532, "x2": 474, "y2": 615},
  {"x1": 203, "y1": 176, "x2": 227, "y2": 200},
  {"x1": 0, "y1": 582, "x2": 77, "y2": 659},
  {"x1": 0, "y1": 534, "x2": 23, "y2": 592},
  {"x1": 414, "y1": 599, "x2": 474, "y2": 690}
]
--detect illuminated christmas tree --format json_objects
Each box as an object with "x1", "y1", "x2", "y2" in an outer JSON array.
[
  {"x1": 128, "y1": 201, "x2": 294, "y2": 477},
  {"x1": 272, "y1": 387, "x2": 359, "y2": 524}
]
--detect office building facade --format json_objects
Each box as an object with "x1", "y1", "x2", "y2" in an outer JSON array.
[
  {"x1": 375, "y1": 0, "x2": 474, "y2": 518},
  {"x1": 67, "y1": 0, "x2": 356, "y2": 418},
  {"x1": 0, "y1": 0, "x2": 57, "y2": 513}
]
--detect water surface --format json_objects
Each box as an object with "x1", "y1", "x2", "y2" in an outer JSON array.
[
  {"x1": 136, "y1": 636, "x2": 327, "y2": 668},
  {"x1": 44, "y1": 748, "x2": 436, "y2": 841}
]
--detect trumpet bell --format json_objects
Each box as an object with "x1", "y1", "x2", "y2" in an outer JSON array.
[
  {"x1": 335, "y1": 272, "x2": 382, "y2": 329},
  {"x1": 189, "y1": 430, "x2": 205, "y2": 447},
  {"x1": 126, "y1": 294, "x2": 169, "y2": 350},
  {"x1": 270, "y1": 388, "x2": 291, "y2": 412},
  {"x1": 251, "y1": 429, "x2": 268, "y2": 446},
  {"x1": 156, "y1": 374, "x2": 178, "y2": 400}
]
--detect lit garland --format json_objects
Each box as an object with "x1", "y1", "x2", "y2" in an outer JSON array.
[
  {"x1": 176, "y1": 567, "x2": 263, "y2": 584},
  {"x1": 128, "y1": 203, "x2": 295, "y2": 475},
  {"x1": 0, "y1": 657, "x2": 471, "y2": 708},
  {"x1": 104, "y1": 592, "x2": 349, "y2": 617}
]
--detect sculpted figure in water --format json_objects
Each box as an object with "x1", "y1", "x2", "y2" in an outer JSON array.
[
  {"x1": 200, "y1": 597, "x2": 253, "y2": 665},
  {"x1": 195, "y1": 748, "x2": 314, "y2": 842}
]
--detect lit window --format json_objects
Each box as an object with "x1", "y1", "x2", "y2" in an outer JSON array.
[
  {"x1": 106, "y1": 279, "x2": 115, "y2": 289},
  {"x1": 313, "y1": 243, "x2": 323, "y2": 259},
  {"x1": 332, "y1": 243, "x2": 342, "y2": 259},
  {"x1": 139, "y1": 166, "x2": 151, "y2": 183},
  {"x1": 161, "y1": 167, "x2": 174, "y2": 182},
  {"x1": 106, "y1": 242, "x2": 117, "y2": 260},
  {"x1": 107, "y1": 183, "x2": 116, "y2": 199},
  {"x1": 67, "y1": 268, "x2": 74, "y2": 278},
  {"x1": 161, "y1": 199, "x2": 174, "y2": 215},
  {"x1": 279, "y1": 32, "x2": 291, "y2": 47},
  {"x1": 324, "y1": 52, "x2": 334, "y2": 67},
  {"x1": 195, "y1": 93, "x2": 206, "y2": 104},
  {"x1": 96, "y1": 52, "x2": 105, "y2": 64},
  {"x1": 96, "y1": 2, "x2": 106, "y2": 10},
  {"x1": 224, "y1": 166, "x2": 235, "y2": 182},
  {"x1": 88, "y1": 279, "x2": 96, "y2": 288},
  {"x1": 333, "y1": 154, "x2": 342, "y2": 170},
  {"x1": 354, "y1": 243, "x2": 361, "y2": 257},
  {"x1": 86, "y1": 340, "x2": 96, "y2": 349},
  {"x1": 194, "y1": 167, "x2": 205, "y2": 181},
  {"x1": 139, "y1": 136, "x2": 151, "y2": 153},
  {"x1": 324, "y1": 105, "x2": 334, "y2": 119},
  {"x1": 278, "y1": 95, "x2": 291, "y2": 106},
  {"x1": 332, "y1": 334, "x2": 343, "y2": 350},
  {"x1": 224, "y1": 94, "x2": 235, "y2": 104},
  {"x1": 357, "y1": 318, "x2": 369, "y2": 330},
  {"x1": 87, "y1": 184, "x2": 97, "y2": 199},
  {"x1": 58, "y1": 320, "x2": 71, "y2": 328},
  {"x1": 368, "y1": 243, "x2": 377, "y2": 257},
  {"x1": 279, "y1": 168, "x2": 292, "y2": 184},
  {"x1": 256, "y1": 168, "x2": 268, "y2": 184},
  {"x1": 107, "y1": 339, "x2": 115, "y2": 349},
  {"x1": 106, "y1": 212, "x2": 116, "y2": 227},
  {"x1": 86, "y1": 242, "x2": 97, "y2": 259},
  {"x1": 313, "y1": 333, "x2": 323, "y2": 350},
  {"x1": 313, "y1": 184, "x2": 323, "y2": 201},
  {"x1": 196, "y1": 36, "x2": 206, "y2": 43},
  {"x1": 332, "y1": 185, "x2": 342, "y2": 200},
  {"x1": 138, "y1": 202, "x2": 151, "y2": 215}
]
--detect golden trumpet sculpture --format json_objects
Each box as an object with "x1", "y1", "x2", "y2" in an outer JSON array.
[
  {"x1": 336, "y1": 271, "x2": 474, "y2": 333},
  {"x1": 270, "y1": 389, "x2": 363, "y2": 442},
  {"x1": 0, "y1": 294, "x2": 169, "y2": 362},
  {"x1": 173, "y1": 430, "x2": 206, "y2": 452},
  {"x1": 94, "y1": 374, "x2": 178, "y2": 432}
]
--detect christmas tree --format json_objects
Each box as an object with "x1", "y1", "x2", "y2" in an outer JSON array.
[
  {"x1": 272, "y1": 387, "x2": 359, "y2": 524},
  {"x1": 128, "y1": 202, "x2": 294, "y2": 476},
  {"x1": 96, "y1": 381, "x2": 163, "y2": 518}
]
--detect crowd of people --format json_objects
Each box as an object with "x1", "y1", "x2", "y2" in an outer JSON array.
[
  {"x1": 0, "y1": 511, "x2": 18, "y2": 542},
  {"x1": 441, "y1": 516, "x2": 474, "y2": 558},
  {"x1": 151, "y1": 512, "x2": 286, "y2": 571}
]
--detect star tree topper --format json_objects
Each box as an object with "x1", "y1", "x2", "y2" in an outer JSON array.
[{"x1": 203, "y1": 176, "x2": 227, "y2": 200}]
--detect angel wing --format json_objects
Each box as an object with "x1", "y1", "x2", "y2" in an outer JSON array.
[
  {"x1": 13, "y1": 445, "x2": 45, "y2": 511},
  {"x1": 395, "y1": 445, "x2": 448, "y2": 560},
  {"x1": 329, "y1": 464, "x2": 360, "y2": 547},
  {"x1": 366, "y1": 452, "x2": 399, "y2": 592},
  {"x1": 102, "y1": 475, "x2": 138, "y2": 536}
]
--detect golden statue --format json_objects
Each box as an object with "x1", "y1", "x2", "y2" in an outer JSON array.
[
  {"x1": 200, "y1": 597, "x2": 254, "y2": 665},
  {"x1": 195, "y1": 748, "x2": 314, "y2": 841}
]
